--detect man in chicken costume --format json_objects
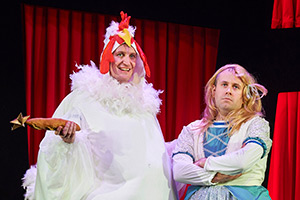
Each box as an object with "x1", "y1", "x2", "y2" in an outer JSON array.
[{"x1": 22, "y1": 11, "x2": 178, "y2": 200}]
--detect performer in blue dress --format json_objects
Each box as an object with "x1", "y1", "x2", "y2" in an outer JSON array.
[{"x1": 172, "y1": 64, "x2": 272, "y2": 200}]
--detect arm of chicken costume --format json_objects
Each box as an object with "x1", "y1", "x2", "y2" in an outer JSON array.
[{"x1": 10, "y1": 113, "x2": 81, "y2": 131}]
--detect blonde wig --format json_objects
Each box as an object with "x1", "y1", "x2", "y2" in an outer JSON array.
[{"x1": 200, "y1": 64, "x2": 267, "y2": 135}]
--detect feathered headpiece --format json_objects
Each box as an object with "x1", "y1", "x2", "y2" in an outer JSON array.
[{"x1": 100, "y1": 11, "x2": 151, "y2": 78}]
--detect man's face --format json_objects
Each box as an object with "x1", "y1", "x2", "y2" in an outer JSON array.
[
  {"x1": 212, "y1": 69, "x2": 244, "y2": 118},
  {"x1": 110, "y1": 44, "x2": 137, "y2": 83}
]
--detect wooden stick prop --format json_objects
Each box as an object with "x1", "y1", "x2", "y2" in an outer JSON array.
[{"x1": 10, "y1": 113, "x2": 81, "y2": 131}]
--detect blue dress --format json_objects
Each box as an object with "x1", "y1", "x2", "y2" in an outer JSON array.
[{"x1": 184, "y1": 121, "x2": 271, "y2": 200}]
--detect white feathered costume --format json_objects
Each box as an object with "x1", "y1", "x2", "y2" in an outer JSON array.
[{"x1": 22, "y1": 12, "x2": 178, "y2": 200}]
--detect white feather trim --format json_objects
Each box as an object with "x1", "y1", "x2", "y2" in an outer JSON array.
[
  {"x1": 22, "y1": 165, "x2": 37, "y2": 200},
  {"x1": 71, "y1": 61, "x2": 162, "y2": 116}
]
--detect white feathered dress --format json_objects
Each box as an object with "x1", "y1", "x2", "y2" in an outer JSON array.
[{"x1": 23, "y1": 62, "x2": 178, "y2": 200}]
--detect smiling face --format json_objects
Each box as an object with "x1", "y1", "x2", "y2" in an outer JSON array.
[
  {"x1": 212, "y1": 69, "x2": 244, "y2": 120},
  {"x1": 109, "y1": 44, "x2": 137, "y2": 83}
]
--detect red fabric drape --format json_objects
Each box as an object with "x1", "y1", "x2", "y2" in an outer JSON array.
[
  {"x1": 23, "y1": 4, "x2": 220, "y2": 165},
  {"x1": 271, "y1": 0, "x2": 300, "y2": 28},
  {"x1": 268, "y1": 91, "x2": 300, "y2": 199}
]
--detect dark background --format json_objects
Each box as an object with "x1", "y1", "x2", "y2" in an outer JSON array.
[{"x1": 2, "y1": 0, "x2": 300, "y2": 199}]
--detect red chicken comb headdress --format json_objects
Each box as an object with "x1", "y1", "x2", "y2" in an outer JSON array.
[{"x1": 100, "y1": 11, "x2": 151, "y2": 78}]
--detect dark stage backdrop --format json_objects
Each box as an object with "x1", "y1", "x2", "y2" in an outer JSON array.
[{"x1": 22, "y1": 4, "x2": 220, "y2": 166}]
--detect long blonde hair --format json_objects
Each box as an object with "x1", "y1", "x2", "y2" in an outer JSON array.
[{"x1": 200, "y1": 64, "x2": 267, "y2": 135}]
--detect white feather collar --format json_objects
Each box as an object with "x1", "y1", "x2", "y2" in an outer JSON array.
[{"x1": 70, "y1": 61, "x2": 162, "y2": 116}]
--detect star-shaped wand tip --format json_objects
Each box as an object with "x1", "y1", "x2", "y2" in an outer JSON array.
[{"x1": 10, "y1": 113, "x2": 30, "y2": 131}]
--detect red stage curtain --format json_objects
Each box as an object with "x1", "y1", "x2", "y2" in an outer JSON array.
[
  {"x1": 268, "y1": 91, "x2": 300, "y2": 199},
  {"x1": 23, "y1": 4, "x2": 220, "y2": 165},
  {"x1": 271, "y1": 0, "x2": 300, "y2": 28}
]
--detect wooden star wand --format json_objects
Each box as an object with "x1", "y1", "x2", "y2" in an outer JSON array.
[{"x1": 10, "y1": 113, "x2": 81, "y2": 131}]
